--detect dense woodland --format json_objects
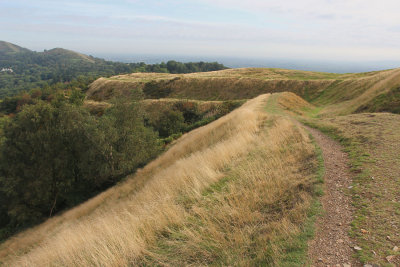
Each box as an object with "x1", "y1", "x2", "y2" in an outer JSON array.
[{"x1": 0, "y1": 41, "x2": 227, "y2": 97}]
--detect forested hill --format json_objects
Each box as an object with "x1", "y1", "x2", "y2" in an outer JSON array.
[{"x1": 0, "y1": 41, "x2": 227, "y2": 97}]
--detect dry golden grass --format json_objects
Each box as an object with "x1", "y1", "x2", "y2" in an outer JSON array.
[
  {"x1": 0, "y1": 94, "x2": 318, "y2": 266},
  {"x1": 276, "y1": 92, "x2": 315, "y2": 116},
  {"x1": 318, "y1": 68, "x2": 400, "y2": 116},
  {"x1": 86, "y1": 72, "x2": 335, "y2": 102},
  {"x1": 139, "y1": 116, "x2": 317, "y2": 266},
  {"x1": 86, "y1": 67, "x2": 400, "y2": 116}
]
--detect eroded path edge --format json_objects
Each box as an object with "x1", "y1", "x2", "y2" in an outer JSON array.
[{"x1": 304, "y1": 125, "x2": 360, "y2": 267}]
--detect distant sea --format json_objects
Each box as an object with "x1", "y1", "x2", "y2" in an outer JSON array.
[{"x1": 93, "y1": 53, "x2": 400, "y2": 74}]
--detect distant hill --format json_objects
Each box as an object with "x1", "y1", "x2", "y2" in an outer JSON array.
[
  {"x1": 42, "y1": 48, "x2": 95, "y2": 63},
  {"x1": 0, "y1": 41, "x2": 227, "y2": 98},
  {"x1": 0, "y1": 41, "x2": 30, "y2": 54},
  {"x1": 0, "y1": 41, "x2": 130, "y2": 97}
]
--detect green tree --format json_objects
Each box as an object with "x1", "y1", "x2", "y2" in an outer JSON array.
[
  {"x1": 154, "y1": 109, "x2": 186, "y2": 138},
  {"x1": 0, "y1": 101, "x2": 106, "y2": 227},
  {"x1": 100, "y1": 97, "x2": 160, "y2": 177}
]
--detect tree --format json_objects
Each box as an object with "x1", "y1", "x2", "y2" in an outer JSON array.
[
  {"x1": 154, "y1": 109, "x2": 186, "y2": 138},
  {"x1": 0, "y1": 101, "x2": 106, "y2": 226},
  {"x1": 100, "y1": 96, "x2": 160, "y2": 177}
]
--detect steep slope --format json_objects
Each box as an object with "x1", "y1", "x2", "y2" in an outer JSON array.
[
  {"x1": 0, "y1": 94, "x2": 320, "y2": 266},
  {"x1": 87, "y1": 67, "x2": 400, "y2": 115}
]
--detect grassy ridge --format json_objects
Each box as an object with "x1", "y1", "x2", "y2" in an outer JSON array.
[
  {"x1": 0, "y1": 94, "x2": 322, "y2": 266},
  {"x1": 87, "y1": 68, "x2": 400, "y2": 115}
]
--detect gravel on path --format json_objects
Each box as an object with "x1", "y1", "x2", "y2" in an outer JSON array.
[{"x1": 305, "y1": 126, "x2": 361, "y2": 267}]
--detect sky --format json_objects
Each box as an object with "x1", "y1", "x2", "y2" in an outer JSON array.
[{"x1": 1, "y1": 0, "x2": 400, "y2": 69}]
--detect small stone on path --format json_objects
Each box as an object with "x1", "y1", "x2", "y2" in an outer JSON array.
[{"x1": 386, "y1": 255, "x2": 395, "y2": 262}]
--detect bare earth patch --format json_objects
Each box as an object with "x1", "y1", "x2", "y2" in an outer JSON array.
[{"x1": 305, "y1": 126, "x2": 360, "y2": 267}]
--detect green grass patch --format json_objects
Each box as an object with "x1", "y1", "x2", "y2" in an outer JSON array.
[
  {"x1": 265, "y1": 96, "x2": 325, "y2": 266},
  {"x1": 277, "y1": 131, "x2": 325, "y2": 266},
  {"x1": 264, "y1": 94, "x2": 282, "y2": 114},
  {"x1": 278, "y1": 199, "x2": 322, "y2": 267},
  {"x1": 303, "y1": 106, "x2": 324, "y2": 118}
]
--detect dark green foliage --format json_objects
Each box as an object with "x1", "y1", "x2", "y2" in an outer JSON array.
[
  {"x1": 174, "y1": 101, "x2": 201, "y2": 124},
  {"x1": 147, "y1": 100, "x2": 244, "y2": 139},
  {"x1": 0, "y1": 85, "x2": 86, "y2": 115},
  {"x1": 0, "y1": 48, "x2": 119, "y2": 97},
  {"x1": 0, "y1": 94, "x2": 160, "y2": 240},
  {"x1": 100, "y1": 97, "x2": 160, "y2": 176},
  {"x1": 153, "y1": 109, "x2": 186, "y2": 138},
  {"x1": 0, "y1": 102, "x2": 104, "y2": 226},
  {"x1": 143, "y1": 80, "x2": 173, "y2": 99},
  {"x1": 165, "y1": 60, "x2": 226, "y2": 74}
]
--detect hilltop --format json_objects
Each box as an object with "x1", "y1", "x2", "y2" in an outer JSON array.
[
  {"x1": 0, "y1": 42, "x2": 93, "y2": 63},
  {"x1": 43, "y1": 48, "x2": 96, "y2": 63},
  {"x1": 0, "y1": 41, "x2": 30, "y2": 54}
]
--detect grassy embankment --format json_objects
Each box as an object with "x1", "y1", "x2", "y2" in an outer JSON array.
[
  {"x1": 0, "y1": 94, "x2": 323, "y2": 266},
  {"x1": 260, "y1": 90, "x2": 400, "y2": 265},
  {"x1": 266, "y1": 90, "x2": 400, "y2": 265},
  {"x1": 87, "y1": 67, "x2": 400, "y2": 115},
  {"x1": 260, "y1": 88, "x2": 398, "y2": 266}
]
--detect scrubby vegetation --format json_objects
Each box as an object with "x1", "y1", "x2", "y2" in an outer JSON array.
[{"x1": 142, "y1": 99, "x2": 244, "y2": 138}]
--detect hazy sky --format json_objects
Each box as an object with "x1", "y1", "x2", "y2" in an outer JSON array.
[{"x1": 1, "y1": 0, "x2": 400, "y2": 62}]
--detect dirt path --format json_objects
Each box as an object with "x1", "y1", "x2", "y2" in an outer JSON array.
[{"x1": 304, "y1": 126, "x2": 360, "y2": 267}]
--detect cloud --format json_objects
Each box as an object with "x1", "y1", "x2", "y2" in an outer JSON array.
[{"x1": 1, "y1": 0, "x2": 400, "y2": 61}]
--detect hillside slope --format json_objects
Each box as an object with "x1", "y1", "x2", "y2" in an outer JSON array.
[
  {"x1": 87, "y1": 67, "x2": 400, "y2": 115},
  {"x1": 0, "y1": 94, "x2": 320, "y2": 266},
  {"x1": 0, "y1": 41, "x2": 30, "y2": 54},
  {"x1": 43, "y1": 48, "x2": 95, "y2": 63}
]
